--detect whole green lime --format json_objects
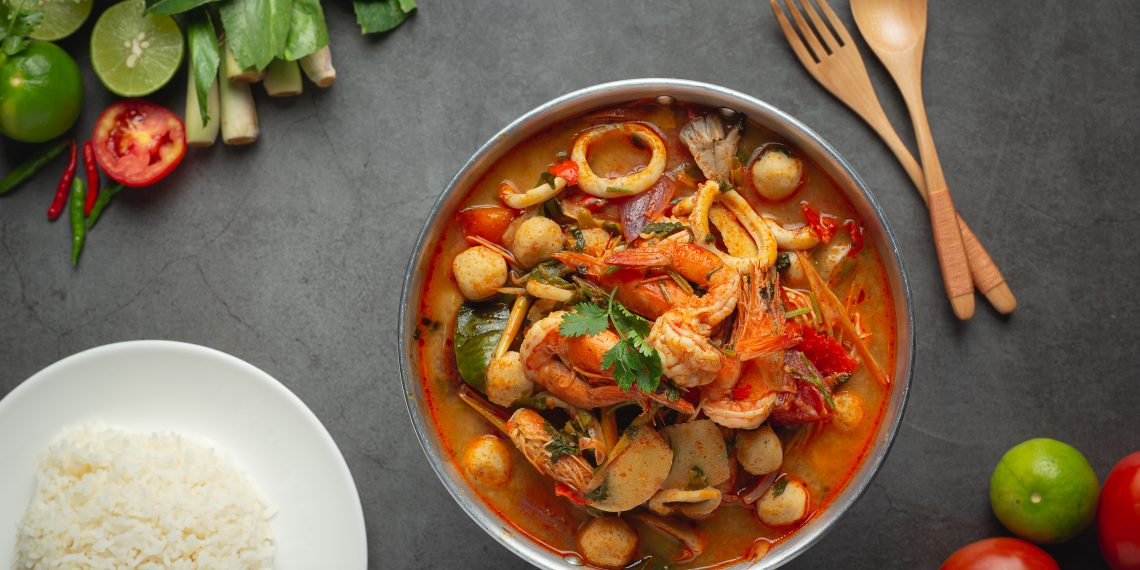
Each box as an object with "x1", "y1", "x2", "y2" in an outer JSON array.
[
  {"x1": 990, "y1": 438, "x2": 1100, "y2": 544},
  {"x1": 0, "y1": 41, "x2": 83, "y2": 143}
]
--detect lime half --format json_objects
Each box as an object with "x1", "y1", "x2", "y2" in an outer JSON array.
[
  {"x1": 90, "y1": 0, "x2": 183, "y2": 97},
  {"x1": 28, "y1": 0, "x2": 94, "y2": 41}
]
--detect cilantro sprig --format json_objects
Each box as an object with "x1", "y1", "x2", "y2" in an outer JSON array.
[
  {"x1": 0, "y1": 1, "x2": 44, "y2": 58},
  {"x1": 559, "y1": 289, "x2": 663, "y2": 393}
]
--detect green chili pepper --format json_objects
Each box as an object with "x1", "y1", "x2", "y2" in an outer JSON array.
[
  {"x1": 86, "y1": 183, "x2": 124, "y2": 230},
  {"x1": 69, "y1": 177, "x2": 86, "y2": 266},
  {"x1": 0, "y1": 139, "x2": 70, "y2": 196}
]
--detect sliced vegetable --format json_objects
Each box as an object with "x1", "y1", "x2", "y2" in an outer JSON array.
[
  {"x1": 91, "y1": 0, "x2": 184, "y2": 97},
  {"x1": 797, "y1": 326, "x2": 857, "y2": 377},
  {"x1": 0, "y1": 139, "x2": 69, "y2": 196},
  {"x1": 263, "y1": 58, "x2": 302, "y2": 96},
  {"x1": 299, "y1": 45, "x2": 335, "y2": 87},
  {"x1": 453, "y1": 296, "x2": 512, "y2": 392},
  {"x1": 620, "y1": 175, "x2": 675, "y2": 241},
  {"x1": 92, "y1": 100, "x2": 187, "y2": 187},
  {"x1": 218, "y1": 70, "x2": 260, "y2": 144}
]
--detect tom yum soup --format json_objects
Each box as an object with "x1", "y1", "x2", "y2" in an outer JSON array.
[{"x1": 414, "y1": 100, "x2": 897, "y2": 569}]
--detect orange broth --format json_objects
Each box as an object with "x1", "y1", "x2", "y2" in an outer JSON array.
[{"x1": 414, "y1": 100, "x2": 897, "y2": 568}]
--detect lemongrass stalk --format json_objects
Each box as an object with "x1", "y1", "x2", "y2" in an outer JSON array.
[
  {"x1": 224, "y1": 44, "x2": 262, "y2": 83},
  {"x1": 299, "y1": 45, "x2": 336, "y2": 87},
  {"x1": 263, "y1": 59, "x2": 302, "y2": 97},
  {"x1": 218, "y1": 69, "x2": 259, "y2": 145},
  {"x1": 186, "y1": 69, "x2": 220, "y2": 147}
]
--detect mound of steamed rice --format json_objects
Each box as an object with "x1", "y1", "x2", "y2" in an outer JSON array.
[{"x1": 14, "y1": 424, "x2": 275, "y2": 569}]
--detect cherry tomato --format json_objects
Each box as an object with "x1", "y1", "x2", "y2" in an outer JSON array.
[
  {"x1": 1099, "y1": 452, "x2": 1140, "y2": 570},
  {"x1": 941, "y1": 538, "x2": 1058, "y2": 570},
  {"x1": 458, "y1": 206, "x2": 515, "y2": 244},
  {"x1": 92, "y1": 99, "x2": 186, "y2": 187}
]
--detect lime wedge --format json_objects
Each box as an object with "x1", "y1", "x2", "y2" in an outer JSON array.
[
  {"x1": 90, "y1": 0, "x2": 183, "y2": 97},
  {"x1": 28, "y1": 0, "x2": 94, "y2": 41}
]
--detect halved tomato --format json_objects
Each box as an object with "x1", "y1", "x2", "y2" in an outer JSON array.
[{"x1": 92, "y1": 99, "x2": 186, "y2": 187}]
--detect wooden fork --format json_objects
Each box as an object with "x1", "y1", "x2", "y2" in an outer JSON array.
[{"x1": 769, "y1": 0, "x2": 1016, "y2": 315}]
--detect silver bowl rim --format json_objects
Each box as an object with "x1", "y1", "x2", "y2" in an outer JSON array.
[{"x1": 397, "y1": 78, "x2": 915, "y2": 569}]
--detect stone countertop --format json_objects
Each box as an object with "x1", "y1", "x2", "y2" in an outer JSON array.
[{"x1": 2, "y1": 1, "x2": 1138, "y2": 568}]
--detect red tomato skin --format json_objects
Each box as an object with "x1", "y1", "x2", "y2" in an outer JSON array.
[
  {"x1": 941, "y1": 538, "x2": 1059, "y2": 570},
  {"x1": 92, "y1": 99, "x2": 186, "y2": 188},
  {"x1": 458, "y1": 206, "x2": 515, "y2": 243},
  {"x1": 1099, "y1": 452, "x2": 1140, "y2": 570},
  {"x1": 549, "y1": 160, "x2": 579, "y2": 186}
]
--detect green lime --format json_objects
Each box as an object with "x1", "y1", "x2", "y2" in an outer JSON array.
[
  {"x1": 27, "y1": 0, "x2": 94, "y2": 41},
  {"x1": 90, "y1": 0, "x2": 183, "y2": 97},
  {"x1": 0, "y1": 41, "x2": 83, "y2": 143},
  {"x1": 990, "y1": 438, "x2": 1100, "y2": 544}
]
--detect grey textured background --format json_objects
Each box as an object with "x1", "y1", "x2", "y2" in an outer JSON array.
[{"x1": 2, "y1": 1, "x2": 1139, "y2": 568}]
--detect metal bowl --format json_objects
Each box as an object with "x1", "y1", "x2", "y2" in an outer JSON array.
[{"x1": 398, "y1": 78, "x2": 915, "y2": 569}]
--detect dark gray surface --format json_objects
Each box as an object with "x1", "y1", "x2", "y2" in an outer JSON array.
[{"x1": 2, "y1": 1, "x2": 1138, "y2": 568}]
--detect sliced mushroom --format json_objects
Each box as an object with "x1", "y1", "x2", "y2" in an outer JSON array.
[
  {"x1": 679, "y1": 115, "x2": 741, "y2": 181},
  {"x1": 660, "y1": 419, "x2": 730, "y2": 490},
  {"x1": 647, "y1": 487, "x2": 723, "y2": 519},
  {"x1": 584, "y1": 425, "x2": 673, "y2": 512}
]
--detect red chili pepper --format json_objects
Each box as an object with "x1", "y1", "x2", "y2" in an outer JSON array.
[
  {"x1": 83, "y1": 141, "x2": 99, "y2": 216},
  {"x1": 47, "y1": 141, "x2": 78, "y2": 221},
  {"x1": 554, "y1": 482, "x2": 587, "y2": 506},
  {"x1": 845, "y1": 219, "x2": 864, "y2": 257},
  {"x1": 731, "y1": 383, "x2": 752, "y2": 401},
  {"x1": 549, "y1": 160, "x2": 579, "y2": 186},
  {"x1": 800, "y1": 201, "x2": 838, "y2": 243},
  {"x1": 797, "y1": 327, "x2": 857, "y2": 376},
  {"x1": 579, "y1": 195, "x2": 607, "y2": 211}
]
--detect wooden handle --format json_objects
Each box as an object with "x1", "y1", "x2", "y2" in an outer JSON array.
[
  {"x1": 876, "y1": 122, "x2": 1015, "y2": 313},
  {"x1": 957, "y1": 216, "x2": 1017, "y2": 314},
  {"x1": 928, "y1": 189, "x2": 974, "y2": 318}
]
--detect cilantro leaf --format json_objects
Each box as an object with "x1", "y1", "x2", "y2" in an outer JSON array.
[
  {"x1": 0, "y1": 2, "x2": 42, "y2": 57},
  {"x1": 559, "y1": 303, "x2": 609, "y2": 337},
  {"x1": 544, "y1": 423, "x2": 579, "y2": 464},
  {"x1": 610, "y1": 302, "x2": 652, "y2": 340},
  {"x1": 772, "y1": 478, "x2": 789, "y2": 497}
]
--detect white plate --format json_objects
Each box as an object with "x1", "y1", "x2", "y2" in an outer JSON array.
[{"x1": 0, "y1": 340, "x2": 367, "y2": 568}]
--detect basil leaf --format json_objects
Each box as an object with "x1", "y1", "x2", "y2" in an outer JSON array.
[
  {"x1": 219, "y1": 0, "x2": 294, "y2": 70},
  {"x1": 145, "y1": 0, "x2": 218, "y2": 15},
  {"x1": 283, "y1": 0, "x2": 327, "y2": 61},
  {"x1": 353, "y1": 0, "x2": 414, "y2": 34},
  {"x1": 186, "y1": 8, "x2": 219, "y2": 126},
  {"x1": 453, "y1": 297, "x2": 511, "y2": 393}
]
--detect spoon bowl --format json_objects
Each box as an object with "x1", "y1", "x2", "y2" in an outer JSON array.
[{"x1": 852, "y1": 0, "x2": 926, "y2": 53}]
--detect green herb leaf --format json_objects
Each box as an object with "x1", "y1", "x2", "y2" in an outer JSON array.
[
  {"x1": 283, "y1": 0, "x2": 328, "y2": 61},
  {"x1": 453, "y1": 297, "x2": 512, "y2": 393},
  {"x1": 772, "y1": 477, "x2": 789, "y2": 497},
  {"x1": 219, "y1": 0, "x2": 294, "y2": 70},
  {"x1": 145, "y1": 0, "x2": 219, "y2": 15},
  {"x1": 607, "y1": 187, "x2": 634, "y2": 194},
  {"x1": 186, "y1": 8, "x2": 219, "y2": 126},
  {"x1": 610, "y1": 301, "x2": 652, "y2": 341},
  {"x1": 0, "y1": 2, "x2": 43, "y2": 56},
  {"x1": 794, "y1": 352, "x2": 836, "y2": 410},
  {"x1": 570, "y1": 227, "x2": 585, "y2": 252},
  {"x1": 640, "y1": 221, "x2": 687, "y2": 238},
  {"x1": 775, "y1": 251, "x2": 791, "y2": 272},
  {"x1": 602, "y1": 338, "x2": 662, "y2": 393},
  {"x1": 353, "y1": 0, "x2": 415, "y2": 34},
  {"x1": 584, "y1": 480, "x2": 608, "y2": 501},
  {"x1": 785, "y1": 307, "x2": 812, "y2": 319},
  {"x1": 544, "y1": 423, "x2": 579, "y2": 464},
  {"x1": 689, "y1": 465, "x2": 707, "y2": 489},
  {"x1": 559, "y1": 303, "x2": 610, "y2": 337}
]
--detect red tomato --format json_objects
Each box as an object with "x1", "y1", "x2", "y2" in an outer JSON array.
[
  {"x1": 797, "y1": 327, "x2": 857, "y2": 377},
  {"x1": 1099, "y1": 452, "x2": 1140, "y2": 570},
  {"x1": 92, "y1": 100, "x2": 186, "y2": 187},
  {"x1": 800, "y1": 201, "x2": 838, "y2": 243},
  {"x1": 941, "y1": 538, "x2": 1059, "y2": 570},
  {"x1": 458, "y1": 206, "x2": 515, "y2": 243}
]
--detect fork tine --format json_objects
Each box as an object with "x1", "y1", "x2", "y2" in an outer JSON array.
[
  {"x1": 812, "y1": 0, "x2": 855, "y2": 46},
  {"x1": 800, "y1": 0, "x2": 842, "y2": 48},
  {"x1": 769, "y1": 0, "x2": 821, "y2": 65},
  {"x1": 784, "y1": 0, "x2": 831, "y2": 57}
]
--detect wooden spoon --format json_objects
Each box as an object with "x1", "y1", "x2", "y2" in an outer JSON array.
[{"x1": 851, "y1": 0, "x2": 975, "y2": 320}]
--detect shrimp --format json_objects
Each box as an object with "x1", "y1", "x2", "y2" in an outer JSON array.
[
  {"x1": 606, "y1": 243, "x2": 740, "y2": 388},
  {"x1": 519, "y1": 312, "x2": 696, "y2": 413},
  {"x1": 554, "y1": 251, "x2": 691, "y2": 320},
  {"x1": 506, "y1": 408, "x2": 594, "y2": 493},
  {"x1": 702, "y1": 265, "x2": 799, "y2": 429}
]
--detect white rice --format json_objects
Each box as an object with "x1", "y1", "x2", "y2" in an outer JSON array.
[{"x1": 14, "y1": 424, "x2": 276, "y2": 570}]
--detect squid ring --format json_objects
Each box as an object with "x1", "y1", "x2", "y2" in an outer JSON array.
[
  {"x1": 689, "y1": 180, "x2": 777, "y2": 271},
  {"x1": 571, "y1": 123, "x2": 667, "y2": 198},
  {"x1": 762, "y1": 216, "x2": 820, "y2": 250},
  {"x1": 499, "y1": 177, "x2": 567, "y2": 209}
]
